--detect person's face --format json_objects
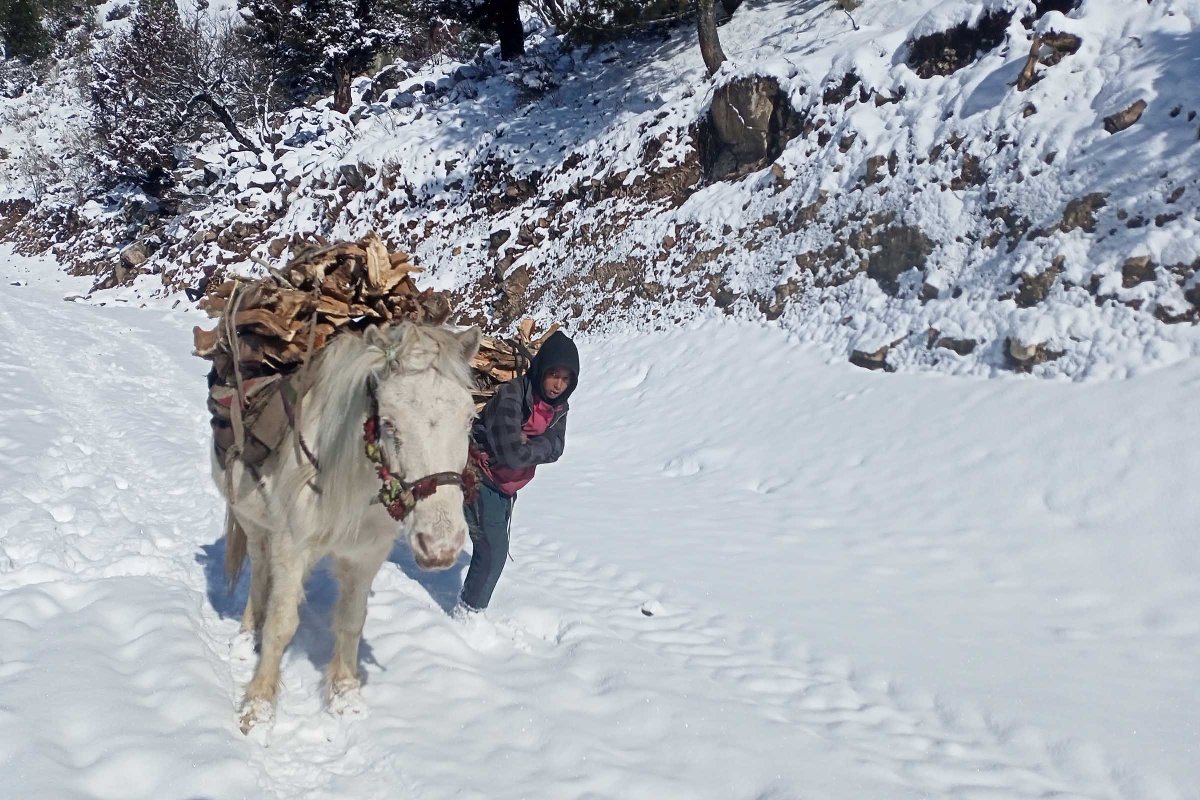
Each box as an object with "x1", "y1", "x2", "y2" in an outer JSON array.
[{"x1": 541, "y1": 367, "x2": 573, "y2": 401}]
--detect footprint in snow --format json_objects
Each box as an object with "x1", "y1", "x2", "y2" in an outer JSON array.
[{"x1": 662, "y1": 455, "x2": 702, "y2": 477}]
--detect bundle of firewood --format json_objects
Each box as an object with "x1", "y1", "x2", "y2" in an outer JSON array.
[
  {"x1": 192, "y1": 232, "x2": 555, "y2": 410},
  {"x1": 472, "y1": 319, "x2": 561, "y2": 407}
]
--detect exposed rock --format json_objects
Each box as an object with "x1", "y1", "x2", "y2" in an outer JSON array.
[
  {"x1": 822, "y1": 72, "x2": 860, "y2": 105},
  {"x1": 950, "y1": 153, "x2": 984, "y2": 189},
  {"x1": 1005, "y1": 337, "x2": 1062, "y2": 372},
  {"x1": 698, "y1": 76, "x2": 802, "y2": 182},
  {"x1": 936, "y1": 336, "x2": 977, "y2": 355},
  {"x1": 986, "y1": 205, "x2": 1032, "y2": 251},
  {"x1": 338, "y1": 163, "x2": 365, "y2": 190},
  {"x1": 906, "y1": 9, "x2": 1010, "y2": 79},
  {"x1": 762, "y1": 278, "x2": 800, "y2": 320},
  {"x1": 120, "y1": 242, "x2": 148, "y2": 267},
  {"x1": 1059, "y1": 192, "x2": 1107, "y2": 233},
  {"x1": 1104, "y1": 99, "x2": 1147, "y2": 134},
  {"x1": 864, "y1": 155, "x2": 888, "y2": 185},
  {"x1": 1015, "y1": 256, "x2": 1064, "y2": 307},
  {"x1": 488, "y1": 228, "x2": 511, "y2": 252},
  {"x1": 1153, "y1": 304, "x2": 1196, "y2": 325},
  {"x1": 1121, "y1": 255, "x2": 1155, "y2": 288},
  {"x1": 373, "y1": 64, "x2": 411, "y2": 94},
  {"x1": 354, "y1": 77, "x2": 376, "y2": 104},
  {"x1": 454, "y1": 64, "x2": 485, "y2": 82},
  {"x1": 850, "y1": 345, "x2": 892, "y2": 371},
  {"x1": 865, "y1": 225, "x2": 934, "y2": 296},
  {"x1": 202, "y1": 163, "x2": 225, "y2": 186}
]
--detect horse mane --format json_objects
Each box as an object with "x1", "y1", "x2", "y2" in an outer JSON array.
[{"x1": 280, "y1": 322, "x2": 476, "y2": 536}]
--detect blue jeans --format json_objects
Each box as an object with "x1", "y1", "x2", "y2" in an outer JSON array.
[{"x1": 460, "y1": 482, "x2": 514, "y2": 610}]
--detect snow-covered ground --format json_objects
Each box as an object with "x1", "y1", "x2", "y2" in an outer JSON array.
[{"x1": 1, "y1": 244, "x2": 1197, "y2": 799}]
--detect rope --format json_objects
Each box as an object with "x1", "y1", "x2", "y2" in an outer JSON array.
[
  {"x1": 222, "y1": 280, "x2": 247, "y2": 500},
  {"x1": 288, "y1": 290, "x2": 322, "y2": 474}
]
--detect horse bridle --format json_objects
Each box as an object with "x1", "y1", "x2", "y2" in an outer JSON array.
[{"x1": 363, "y1": 391, "x2": 479, "y2": 522}]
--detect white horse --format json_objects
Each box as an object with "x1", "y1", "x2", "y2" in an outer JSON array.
[{"x1": 216, "y1": 321, "x2": 482, "y2": 733}]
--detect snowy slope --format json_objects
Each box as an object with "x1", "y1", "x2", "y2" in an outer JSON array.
[
  {"x1": 2, "y1": 244, "x2": 1197, "y2": 799},
  {"x1": 9, "y1": 0, "x2": 1191, "y2": 380}
]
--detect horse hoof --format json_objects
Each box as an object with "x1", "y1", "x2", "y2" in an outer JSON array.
[
  {"x1": 327, "y1": 678, "x2": 364, "y2": 716},
  {"x1": 239, "y1": 697, "x2": 275, "y2": 735}
]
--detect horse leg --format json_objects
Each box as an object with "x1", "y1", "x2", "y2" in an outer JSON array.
[
  {"x1": 240, "y1": 534, "x2": 272, "y2": 644},
  {"x1": 326, "y1": 540, "x2": 392, "y2": 707},
  {"x1": 239, "y1": 541, "x2": 308, "y2": 734}
]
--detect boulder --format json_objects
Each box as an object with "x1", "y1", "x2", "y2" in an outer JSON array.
[
  {"x1": 1059, "y1": 193, "x2": 1107, "y2": 233},
  {"x1": 389, "y1": 91, "x2": 417, "y2": 109},
  {"x1": 353, "y1": 77, "x2": 376, "y2": 104},
  {"x1": 373, "y1": 64, "x2": 411, "y2": 94},
  {"x1": 698, "y1": 75, "x2": 802, "y2": 182},
  {"x1": 338, "y1": 163, "x2": 365, "y2": 191},
  {"x1": 936, "y1": 336, "x2": 977, "y2": 355},
  {"x1": 1104, "y1": 99, "x2": 1147, "y2": 134},
  {"x1": 120, "y1": 242, "x2": 148, "y2": 267},
  {"x1": 454, "y1": 64, "x2": 485, "y2": 82},
  {"x1": 1005, "y1": 337, "x2": 1062, "y2": 372},
  {"x1": 1121, "y1": 256, "x2": 1155, "y2": 288}
]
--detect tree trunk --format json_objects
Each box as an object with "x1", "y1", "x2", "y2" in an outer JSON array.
[
  {"x1": 491, "y1": 0, "x2": 525, "y2": 61},
  {"x1": 332, "y1": 60, "x2": 353, "y2": 114},
  {"x1": 696, "y1": 0, "x2": 727, "y2": 77}
]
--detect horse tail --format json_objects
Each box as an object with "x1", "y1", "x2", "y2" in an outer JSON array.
[{"x1": 224, "y1": 508, "x2": 248, "y2": 589}]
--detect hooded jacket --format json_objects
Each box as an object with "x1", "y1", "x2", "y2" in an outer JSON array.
[{"x1": 472, "y1": 331, "x2": 578, "y2": 494}]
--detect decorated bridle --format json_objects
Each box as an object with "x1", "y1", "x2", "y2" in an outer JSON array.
[{"x1": 363, "y1": 391, "x2": 479, "y2": 522}]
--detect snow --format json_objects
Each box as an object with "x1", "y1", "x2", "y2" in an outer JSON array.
[
  {"x1": 2, "y1": 244, "x2": 1198, "y2": 799},
  {"x1": 58, "y1": 0, "x2": 1180, "y2": 381}
]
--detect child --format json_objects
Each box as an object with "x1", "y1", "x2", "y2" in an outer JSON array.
[{"x1": 458, "y1": 330, "x2": 579, "y2": 612}]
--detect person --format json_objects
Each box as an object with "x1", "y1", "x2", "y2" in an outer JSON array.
[{"x1": 457, "y1": 330, "x2": 579, "y2": 613}]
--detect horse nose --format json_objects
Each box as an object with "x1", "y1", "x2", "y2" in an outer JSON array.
[{"x1": 414, "y1": 532, "x2": 458, "y2": 570}]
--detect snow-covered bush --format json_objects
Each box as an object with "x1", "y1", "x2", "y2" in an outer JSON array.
[
  {"x1": 239, "y1": 0, "x2": 442, "y2": 112},
  {"x1": 0, "y1": 0, "x2": 51, "y2": 60},
  {"x1": 88, "y1": 0, "x2": 204, "y2": 187}
]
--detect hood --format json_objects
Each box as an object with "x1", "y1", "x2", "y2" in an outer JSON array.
[{"x1": 528, "y1": 330, "x2": 579, "y2": 406}]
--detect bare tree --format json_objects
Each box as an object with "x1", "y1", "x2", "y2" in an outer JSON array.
[
  {"x1": 696, "y1": 0, "x2": 726, "y2": 76},
  {"x1": 89, "y1": 0, "x2": 268, "y2": 187},
  {"x1": 489, "y1": 0, "x2": 525, "y2": 59}
]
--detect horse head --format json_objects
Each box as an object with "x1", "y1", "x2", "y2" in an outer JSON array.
[{"x1": 365, "y1": 322, "x2": 482, "y2": 569}]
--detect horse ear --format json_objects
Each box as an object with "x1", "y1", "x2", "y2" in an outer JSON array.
[
  {"x1": 364, "y1": 324, "x2": 388, "y2": 349},
  {"x1": 394, "y1": 320, "x2": 419, "y2": 349},
  {"x1": 454, "y1": 326, "x2": 482, "y2": 363}
]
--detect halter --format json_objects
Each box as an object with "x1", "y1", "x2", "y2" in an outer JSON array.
[{"x1": 363, "y1": 392, "x2": 479, "y2": 522}]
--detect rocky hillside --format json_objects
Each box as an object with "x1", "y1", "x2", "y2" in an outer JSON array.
[{"x1": 3, "y1": 0, "x2": 1199, "y2": 379}]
